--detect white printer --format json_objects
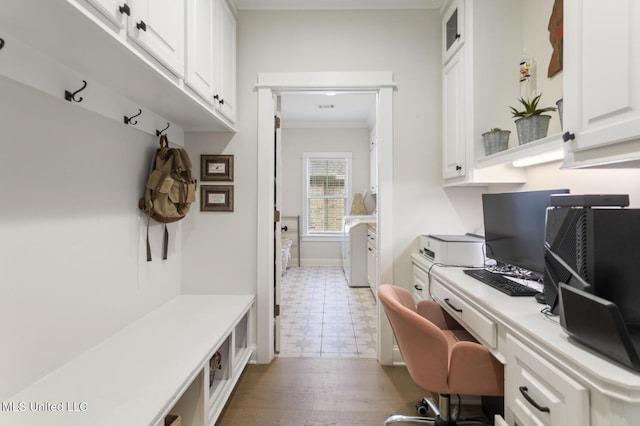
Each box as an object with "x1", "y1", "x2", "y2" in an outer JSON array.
[{"x1": 419, "y1": 234, "x2": 485, "y2": 267}]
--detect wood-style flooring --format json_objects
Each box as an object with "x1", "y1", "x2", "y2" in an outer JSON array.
[{"x1": 216, "y1": 357, "x2": 433, "y2": 426}]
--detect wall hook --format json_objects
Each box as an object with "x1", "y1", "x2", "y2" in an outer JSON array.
[
  {"x1": 156, "y1": 122, "x2": 170, "y2": 136},
  {"x1": 124, "y1": 108, "x2": 142, "y2": 125},
  {"x1": 0, "y1": 38, "x2": 5, "y2": 50},
  {"x1": 65, "y1": 80, "x2": 88, "y2": 103}
]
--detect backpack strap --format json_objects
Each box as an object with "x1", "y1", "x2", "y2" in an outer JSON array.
[{"x1": 163, "y1": 224, "x2": 169, "y2": 261}]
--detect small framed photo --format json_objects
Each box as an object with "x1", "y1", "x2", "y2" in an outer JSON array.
[
  {"x1": 200, "y1": 185, "x2": 234, "y2": 212},
  {"x1": 201, "y1": 155, "x2": 234, "y2": 181}
]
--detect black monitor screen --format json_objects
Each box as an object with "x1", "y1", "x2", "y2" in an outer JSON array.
[{"x1": 482, "y1": 189, "x2": 569, "y2": 275}]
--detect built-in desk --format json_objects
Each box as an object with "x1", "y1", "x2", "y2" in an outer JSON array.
[{"x1": 411, "y1": 253, "x2": 640, "y2": 426}]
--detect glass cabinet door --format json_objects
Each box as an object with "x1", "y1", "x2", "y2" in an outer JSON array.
[{"x1": 442, "y1": 0, "x2": 464, "y2": 64}]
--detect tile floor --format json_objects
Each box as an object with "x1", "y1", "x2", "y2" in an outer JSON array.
[{"x1": 278, "y1": 266, "x2": 378, "y2": 358}]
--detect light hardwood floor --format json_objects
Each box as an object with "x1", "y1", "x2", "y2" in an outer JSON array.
[{"x1": 216, "y1": 357, "x2": 431, "y2": 426}]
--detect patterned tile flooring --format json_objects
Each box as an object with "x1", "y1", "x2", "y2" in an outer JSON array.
[{"x1": 278, "y1": 266, "x2": 378, "y2": 358}]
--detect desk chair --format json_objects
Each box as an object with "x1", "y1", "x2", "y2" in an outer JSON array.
[{"x1": 378, "y1": 284, "x2": 504, "y2": 425}]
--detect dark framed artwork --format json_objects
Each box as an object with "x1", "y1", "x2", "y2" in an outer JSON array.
[
  {"x1": 201, "y1": 155, "x2": 234, "y2": 181},
  {"x1": 200, "y1": 185, "x2": 234, "y2": 212}
]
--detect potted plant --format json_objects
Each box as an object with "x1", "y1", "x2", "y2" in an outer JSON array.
[
  {"x1": 510, "y1": 94, "x2": 556, "y2": 144},
  {"x1": 481, "y1": 128, "x2": 511, "y2": 155}
]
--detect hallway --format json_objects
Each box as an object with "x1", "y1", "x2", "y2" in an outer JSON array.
[{"x1": 278, "y1": 266, "x2": 377, "y2": 358}]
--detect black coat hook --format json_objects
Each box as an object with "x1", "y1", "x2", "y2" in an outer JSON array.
[
  {"x1": 65, "y1": 80, "x2": 87, "y2": 103},
  {"x1": 156, "y1": 122, "x2": 170, "y2": 136},
  {"x1": 0, "y1": 38, "x2": 5, "y2": 50},
  {"x1": 124, "y1": 108, "x2": 142, "y2": 125}
]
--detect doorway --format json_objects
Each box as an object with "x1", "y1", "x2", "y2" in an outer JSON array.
[
  {"x1": 255, "y1": 71, "x2": 395, "y2": 365},
  {"x1": 277, "y1": 91, "x2": 377, "y2": 357}
]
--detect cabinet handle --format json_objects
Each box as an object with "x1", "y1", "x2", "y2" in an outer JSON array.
[
  {"x1": 444, "y1": 298, "x2": 463, "y2": 313},
  {"x1": 519, "y1": 386, "x2": 550, "y2": 413},
  {"x1": 562, "y1": 131, "x2": 575, "y2": 142},
  {"x1": 414, "y1": 284, "x2": 423, "y2": 291},
  {"x1": 136, "y1": 20, "x2": 147, "y2": 31},
  {"x1": 118, "y1": 3, "x2": 130, "y2": 16}
]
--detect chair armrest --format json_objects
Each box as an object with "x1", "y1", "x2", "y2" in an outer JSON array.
[
  {"x1": 417, "y1": 300, "x2": 462, "y2": 330},
  {"x1": 448, "y1": 341, "x2": 505, "y2": 396}
]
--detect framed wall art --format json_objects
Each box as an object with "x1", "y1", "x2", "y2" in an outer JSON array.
[
  {"x1": 200, "y1": 185, "x2": 234, "y2": 212},
  {"x1": 201, "y1": 155, "x2": 234, "y2": 181}
]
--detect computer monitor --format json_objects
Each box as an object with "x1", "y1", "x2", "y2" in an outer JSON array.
[{"x1": 482, "y1": 189, "x2": 570, "y2": 278}]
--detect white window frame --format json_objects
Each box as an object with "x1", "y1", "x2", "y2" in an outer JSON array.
[{"x1": 302, "y1": 152, "x2": 352, "y2": 241}]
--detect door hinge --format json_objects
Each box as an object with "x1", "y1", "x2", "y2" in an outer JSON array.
[
  {"x1": 274, "y1": 304, "x2": 280, "y2": 317},
  {"x1": 274, "y1": 210, "x2": 281, "y2": 222},
  {"x1": 274, "y1": 115, "x2": 281, "y2": 129}
]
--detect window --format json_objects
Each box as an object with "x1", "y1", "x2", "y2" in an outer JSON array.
[{"x1": 303, "y1": 153, "x2": 351, "y2": 237}]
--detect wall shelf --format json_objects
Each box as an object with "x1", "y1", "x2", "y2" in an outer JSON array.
[{"x1": 476, "y1": 132, "x2": 564, "y2": 168}]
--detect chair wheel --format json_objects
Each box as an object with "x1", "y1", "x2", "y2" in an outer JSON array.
[{"x1": 415, "y1": 401, "x2": 429, "y2": 416}]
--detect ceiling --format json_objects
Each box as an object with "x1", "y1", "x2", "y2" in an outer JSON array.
[
  {"x1": 235, "y1": 0, "x2": 442, "y2": 11},
  {"x1": 280, "y1": 92, "x2": 376, "y2": 126}
]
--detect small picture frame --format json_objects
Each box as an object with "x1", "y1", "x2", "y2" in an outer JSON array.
[
  {"x1": 201, "y1": 155, "x2": 234, "y2": 181},
  {"x1": 200, "y1": 185, "x2": 234, "y2": 212}
]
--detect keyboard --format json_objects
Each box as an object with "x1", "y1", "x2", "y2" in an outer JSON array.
[{"x1": 463, "y1": 269, "x2": 539, "y2": 297}]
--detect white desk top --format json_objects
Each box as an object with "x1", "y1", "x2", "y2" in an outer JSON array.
[
  {"x1": 411, "y1": 254, "x2": 640, "y2": 401},
  {"x1": 1, "y1": 294, "x2": 254, "y2": 426}
]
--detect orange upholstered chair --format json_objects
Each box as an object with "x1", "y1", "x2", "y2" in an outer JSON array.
[{"x1": 378, "y1": 284, "x2": 504, "y2": 425}]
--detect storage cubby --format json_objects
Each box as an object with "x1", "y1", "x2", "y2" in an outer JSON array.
[
  {"x1": 208, "y1": 336, "x2": 231, "y2": 406},
  {"x1": 166, "y1": 371, "x2": 205, "y2": 426}
]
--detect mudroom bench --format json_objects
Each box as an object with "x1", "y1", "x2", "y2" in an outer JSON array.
[{"x1": 2, "y1": 294, "x2": 254, "y2": 426}]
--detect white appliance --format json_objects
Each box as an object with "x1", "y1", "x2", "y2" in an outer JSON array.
[
  {"x1": 419, "y1": 234, "x2": 485, "y2": 267},
  {"x1": 342, "y1": 215, "x2": 376, "y2": 287}
]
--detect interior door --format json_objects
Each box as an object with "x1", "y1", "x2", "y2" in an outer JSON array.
[{"x1": 273, "y1": 95, "x2": 282, "y2": 353}]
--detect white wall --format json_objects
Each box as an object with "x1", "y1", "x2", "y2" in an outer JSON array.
[
  {"x1": 281, "y1": 127, "x2": 371, "y2": 266},
  {"x1": 0, "y1": 77, "x2": 181, "y2": 399},
  {"x1": 181, "y1": 9, "x2": 480, "y2": 297}
]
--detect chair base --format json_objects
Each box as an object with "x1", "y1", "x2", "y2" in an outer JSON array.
[
  {"x1": 383, "y1": 395, "x2": 494, "y2": 426},
  {"x1": 383, "y1": 414, "x2": 493, "y2": 426}
]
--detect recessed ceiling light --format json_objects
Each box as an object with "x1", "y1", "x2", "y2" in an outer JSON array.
[
  {"x1": 326, "y1": 92, "x2": 336, "y2": 96},
  {"x1": 317, "y1": 104, "x2": 335, "y2": 109}
]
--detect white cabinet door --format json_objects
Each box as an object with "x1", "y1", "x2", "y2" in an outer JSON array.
[
  {"x1": 505, "y1": 334, "x2": 589, "y2": 426},
  {"x1": 442, "y1": 51, "x2": 466, "y2": 180},
  {"x1": 563, "y1": 0, "x2": 640, "y2": 167},
  {"x1": 186, "y1": 0, "x2": 215, "y2": 105},
  {"x1": 215, "y1": 0, "x2": 236, "y2": 122},
  {"x1": 441, "y1": 0, "x2": 464, "y2": 65},
  {"x1": 84, "y1": 0, "x2": 129, "y2": 28},
  {"x1": 128, "y1": 0, "x2": 185, "y2": 77}
]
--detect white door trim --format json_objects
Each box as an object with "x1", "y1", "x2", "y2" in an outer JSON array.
[{"x1": 255, "y1": 71, "x2": 395, "y2": 365}]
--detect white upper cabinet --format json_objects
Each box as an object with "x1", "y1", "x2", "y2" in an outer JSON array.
[
  {"x1": 186, "y1": 0, "x2": 216, "y2": 105},
  {"x1": 440, "y1": 0, "x2": 525, "y2": 186},
  {"x1": 215, "y1": 0, "x2": 237, "y2": 122},
  {"x1": 128, "y1": 0, "x2": 185, "y2": 77},
  {"x1": 563, "y1": 1, "x2": 640, "y2": 168},
  {"x1": 84, "y1": 0, "x2": 129, "y2": 29}
]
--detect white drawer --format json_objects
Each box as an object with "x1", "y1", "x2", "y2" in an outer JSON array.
[
  {"x1": 430, "y1": 278, "x2": 497, "y2": 348},
  {"x1": 412, "y1": 264, "x2": 429, "y2": 301},
  {"x1": 505, "y1": 333, "x2": 589, "y2": 426}
]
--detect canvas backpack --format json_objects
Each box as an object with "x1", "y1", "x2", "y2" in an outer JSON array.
[{"x1": 139, "y1": 134, "x2": 197, "y2": 261}]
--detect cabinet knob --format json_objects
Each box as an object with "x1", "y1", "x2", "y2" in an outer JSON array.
[
  {"x1": 455, "y1": 33, "x2": 461, "y2": 40},
  {"x1": 455, "y1": 164, "x2": 462, "y2": 171},
  {"x1": 281, "y1": 225, "x2": 288, "y2": 232},
  {"x1": 562, "y1": 131, "x2": 576, "y2": 142},
  {"x1": 118, "y1": 3, "x2": 130, "y2": 16},
  {"x1": 136, "y1": 20, "x2": 147, "y2": 31}
]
